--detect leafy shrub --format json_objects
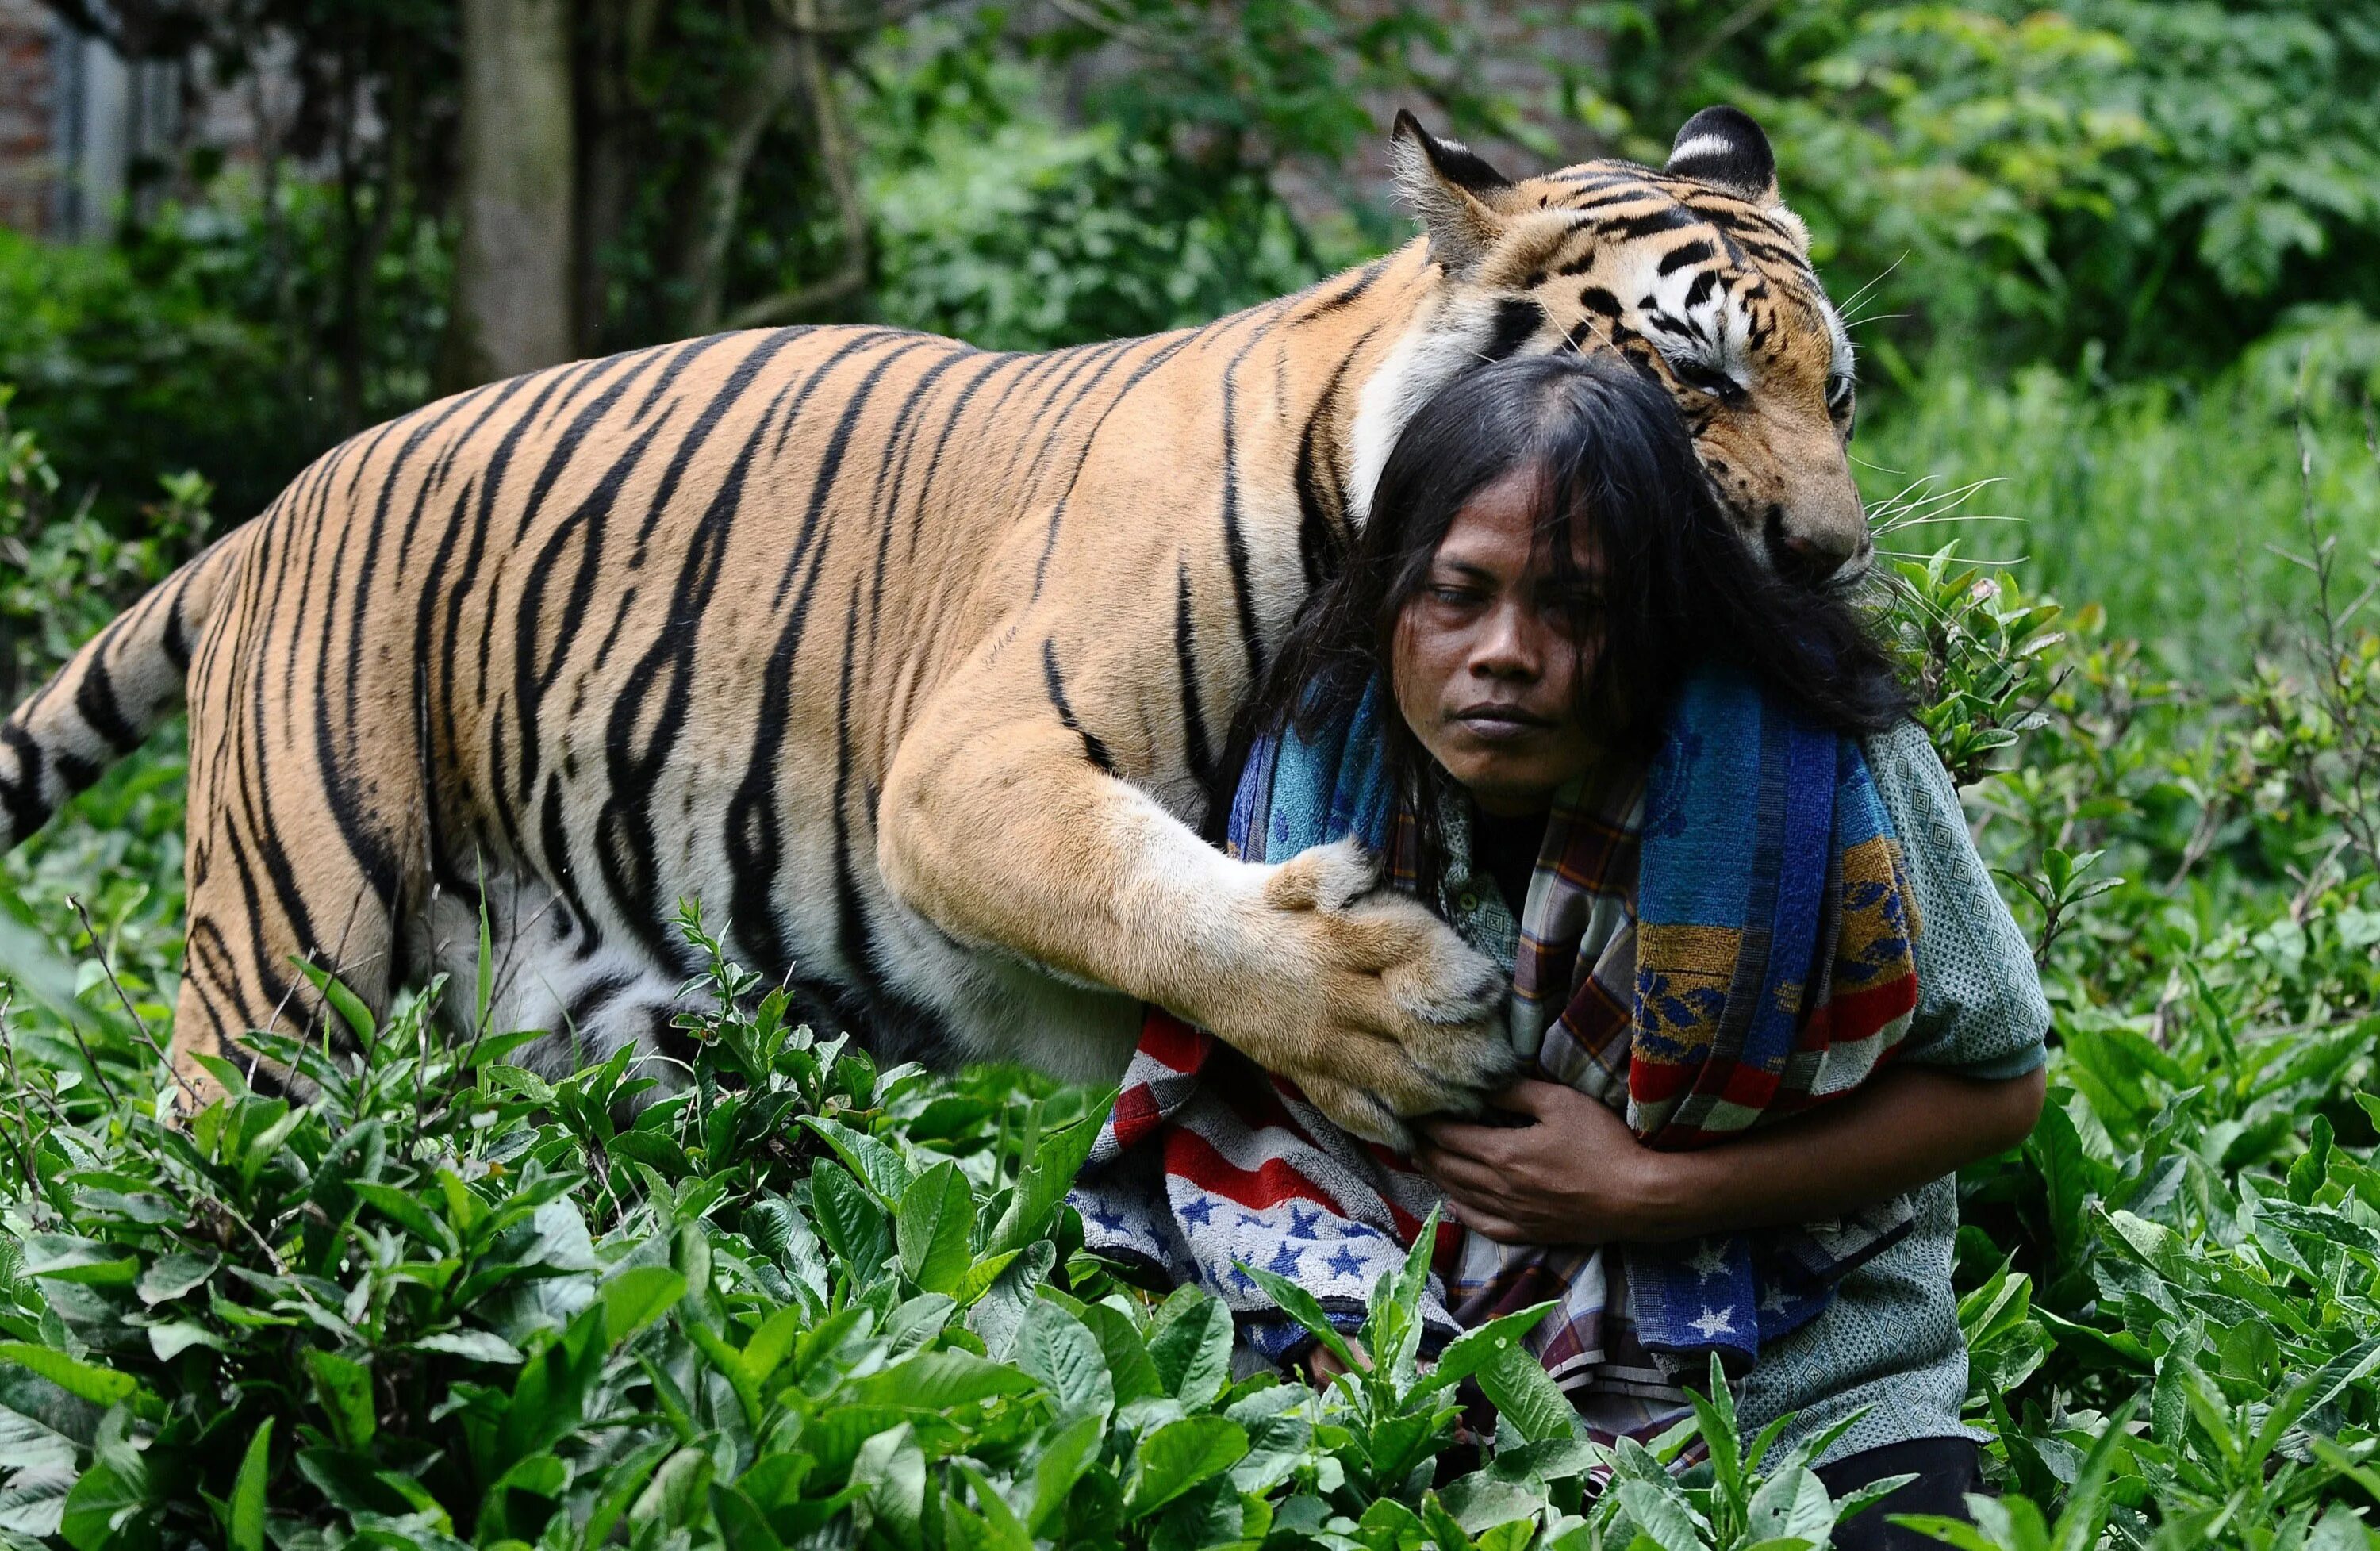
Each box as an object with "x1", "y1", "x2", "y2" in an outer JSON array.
[
  {"x1": 0, "y1": 182, "x2": 447, "y2": 532},
  {"x1": 0, "y1": 903, "x2": 1929, "y2": 1550}
]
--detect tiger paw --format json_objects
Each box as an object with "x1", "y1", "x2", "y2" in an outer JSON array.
[{"x1": 1201, "y1": 838, "x2": 1524, "y2": 1147}]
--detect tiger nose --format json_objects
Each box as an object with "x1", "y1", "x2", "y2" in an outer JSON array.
[{"x1": 1764, "y1": 503, "x2": 1871, "y2": 583}]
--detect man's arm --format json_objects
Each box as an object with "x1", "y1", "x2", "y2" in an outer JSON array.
[{"x1": 1413, "y1": 1066, "x2": 2046, "y2": 1246}]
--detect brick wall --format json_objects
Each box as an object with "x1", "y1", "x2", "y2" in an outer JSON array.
[{"x1": 0, "y1": 0, "x2": 56, "y2": 235}]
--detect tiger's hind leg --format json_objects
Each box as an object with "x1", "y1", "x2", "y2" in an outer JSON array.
[
  {"x1": 173, "y1": 825, "x2": 401, "y2": 1103},
  {"x1": 168, "y1": 589, "x2": 413, "y2": 1104}
]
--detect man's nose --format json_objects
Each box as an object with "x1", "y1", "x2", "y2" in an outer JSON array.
[{"x1": 1469, "y1": 603, "x2": 1541, "y2": 678}]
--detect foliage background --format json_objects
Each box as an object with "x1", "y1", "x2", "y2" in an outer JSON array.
[{"x1": 1, "y1": 1, "x2": 2379, "y2": 1546}]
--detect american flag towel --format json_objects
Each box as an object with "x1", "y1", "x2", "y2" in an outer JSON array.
[{"x1": 1071, "y1": 664, "x2": 1921, "y2": 1444}]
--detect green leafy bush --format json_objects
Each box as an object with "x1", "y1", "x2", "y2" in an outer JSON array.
[{"x1": 0, "y1": 901, "x2": 1934, "y2": 1550}]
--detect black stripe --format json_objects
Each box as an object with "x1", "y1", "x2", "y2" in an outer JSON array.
[
  {"x1": 1482, "y1": 298, "x2": 1546, "y2": 362},
  {"x1": 71, "y1": 655, "x2": 141, "y2": 752},
  {"x1": 1658, "y1": 240, "x2": 1716, "y2": 275},
  {"x1": 1217, "y1": 357, "x2": 1266, "y2": 685},
  {"x1": 562, "y1": 969, "x2": 635, "y2": 1032},
  {"x1": 512, "y1": 417, "x2": 670, "y2": 804},
  {"x1": 1595, "y1": 204, "x2": 1699, "y2": 242},
  {"x1": 1293, "y1": 345, "x2": 1362, "y2": 589},
  {"x1": 1041, "y1": 638, "x2": 1116, "y2": 774},
  {"x1": 1173, "y1": 563, "x2": 1213, "y2": 787},
  {"x1": 1293, "y1": 257, "x2": 1390, "y2": 322},
  {"x1": 0, "y1": 721, "x2": 52, "y2": 838}
]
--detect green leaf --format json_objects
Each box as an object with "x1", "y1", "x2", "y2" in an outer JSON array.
[
  {"x1": 950, "y1": 1249, "x2": 1023, "y2": 1308},
  {"x1": 1614, "y1": 1478, "x2": 1710, "y2": 1551},
  {"x1": 966, "y1": 1239, "x2": 1058, "y2": 1359},
  {"x1": 852, "y1": 1423, "x2": 927, "y2": 1549},
  {"x1": 1423, "y1": 1300, "x2": 1557, "y2": 1392},
  {"x1": 0, "y1": 1346, "x2": 136, "y2": 1408},
  {"x1": 845, "y1": 1349, "x2": 1038, "y2": 1410},
  {"x1": 954, "y1": 1462, "x2": 1035, "y2": 1551},
  {"x1": 227, "y1": 1419, "x2": 271, "y2": 1551},
  {"x1": 1238, "y1": 1263, "x2": 1360, "y2": 1376},
  {"x1": 306, "y1": 1350, "x2": 375, "y2": 1449},
  {"x1": 58, "y1": 1459, "x2": 143, "y2": 1551},
  {"x1": 409, "y1": 1330, "x2": 526, "y2": 1364},
  {"x1": 897, "y1": 1161, "x2": 977, "y2": 1295},
  {"x1": 1147, "y1": 1288, "x2": 1234, "y2": 1407},
  {"x1": 292, "y1": 957, "x2": 376, "y2": 1050},
  {"x1": 1476, "y1": 1342, "x2": 1572, "y2": 1443},
  {"x1": 608, "y1": 1128, "x2": 693, "y2": 1180},
  {"x1": 1081, "y1": 1301, "x2": 1164, "y2": 1403},
  {"x1": 2288, "y1": 1113, "x2": 2336, "y2": 1204},
  {"x1": 1125, "y1": 1415, "x2": 1249, "y2": 1518},
  {"x1": 1745, "y1": 1463, "x2": 1834, "y2": 1542},
  {"x1": 483, "y1": 1064, "x2": 557, "y2": 1106},
  {"x1": 1015, "y1": 1300, "x2": 1115, "y2": 1422},
  {"x1": 146, "y1": 1321, "x2": 221, "y2": 1362},
  {"x1": 20, "y1": 1238, "x2": 139, "y2": 1288},
  {"x1": 710, "y1": 1482, "x2": 789, "y2": 1551},
  {"x1": 133, "y1": 1251, "x2": 219, "y2": 1306},
  {"x1": 810, "y1": 1161, "x2": 893, "y2": 1285},
  {"x1": 600, "y1": 1266, "x2": 687, "y2": 1345},
  {"x1": 985, "y1": 1109, "x2": 1107, "y2": 1256},
  {"x1": 800, "y1": 1115, "x2": 914, "y2": 1203},
  {"x1": 1028, "y1": 1412, "x2": 1107, "y2": 1534},
  {"x1": 349, "y1": 1181, "x2": 455, "y2": 1250}
]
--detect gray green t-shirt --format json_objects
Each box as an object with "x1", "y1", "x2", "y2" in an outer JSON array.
[{"x1": 1438, "y1": 718, "x2": 2049, "y2": 1462}]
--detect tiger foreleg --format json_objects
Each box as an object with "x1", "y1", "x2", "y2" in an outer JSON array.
[{"x1": 877, "y1": 689, "x2": 1522, "y2": 1149}]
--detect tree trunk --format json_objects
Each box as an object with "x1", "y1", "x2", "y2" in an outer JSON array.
[{"x1": 446, "y1": 0, "x2": 577, "y2": 387}]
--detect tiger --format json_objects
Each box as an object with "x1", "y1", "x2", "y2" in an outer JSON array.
[{"x1": 0, "y1": 106, "x2": 1868, "y2": 1146}]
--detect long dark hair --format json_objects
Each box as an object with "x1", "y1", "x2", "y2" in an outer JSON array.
[{"x1": 1252, "y1": 351, "x2": 1906, "y2": 883}]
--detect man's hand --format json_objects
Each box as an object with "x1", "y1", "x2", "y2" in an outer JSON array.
[
  {"x1": 1413, "y1": 1079, "x2": 1676, "y2": 1245},
  {"x1": 1415, "y1": 1065, "x2": 2051, "y2": 1248}
]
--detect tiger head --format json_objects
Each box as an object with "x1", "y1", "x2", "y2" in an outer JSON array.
[{"x1": 1381, "y1": 106, "x2": 1868, "y2": 583}]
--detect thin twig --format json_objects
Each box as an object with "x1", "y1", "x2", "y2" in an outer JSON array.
[{"x1": 66, "y1": 896, "x2": 199, "y2": 1105}]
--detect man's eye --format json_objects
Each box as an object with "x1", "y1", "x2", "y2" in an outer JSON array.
[{"x1": 1430, "y1": 585, "x2": 1478, "y2": 605}]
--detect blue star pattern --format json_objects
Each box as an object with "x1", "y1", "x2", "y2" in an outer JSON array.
[
  {"x1": 1326, "y1": 1246, "x2": 1368, "y2": 1279},
  {"x1": 1267, "y1": 1242, "x2": 1305, "y2": 1277},
  {"x1": 1178, "y1": 1195, "x2": 1216, "y2": 1229},
  {"x1": 1287, "y1": 1204, "x2": 1323, "y2": 1240}
]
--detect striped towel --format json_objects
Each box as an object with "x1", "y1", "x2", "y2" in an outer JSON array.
[{"x1": 1071, "y1": 664, "x2": 1921, "y2": 1445}]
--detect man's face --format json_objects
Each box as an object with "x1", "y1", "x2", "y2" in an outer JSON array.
[{"x1": 1391, "y1": 466, "x2": 1603, "y2": 814}]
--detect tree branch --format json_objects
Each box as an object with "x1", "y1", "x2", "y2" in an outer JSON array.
[{"x1": 727, "y1": 0, "x2": 871, "y2": 330}]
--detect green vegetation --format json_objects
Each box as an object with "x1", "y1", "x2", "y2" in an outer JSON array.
[{"x1": 2, "y1": 0, "x2": 2378, "y2": 1544}]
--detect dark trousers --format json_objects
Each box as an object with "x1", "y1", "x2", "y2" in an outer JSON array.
[{"x1": 1814, "y1": 1437, "x2": 1984, "y2": 1551}]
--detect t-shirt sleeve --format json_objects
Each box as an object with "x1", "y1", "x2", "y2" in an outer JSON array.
[{"x1": 1861, "y1": 720, "x2": 2050, "y2": 1079}]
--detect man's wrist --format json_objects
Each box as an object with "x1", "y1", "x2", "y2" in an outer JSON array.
[{"x1": 1626, "y1": 1145, "x2": 1719, "y2": 1242}]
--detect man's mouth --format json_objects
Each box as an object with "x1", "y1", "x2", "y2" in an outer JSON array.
[{"x1": 1450, "y1": 704, "x2": 1552, "y2": 740}]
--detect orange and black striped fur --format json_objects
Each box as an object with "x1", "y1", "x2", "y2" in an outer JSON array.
[{"x1": 0, "y1": 108, "x2": 1870, "y2": 1144}]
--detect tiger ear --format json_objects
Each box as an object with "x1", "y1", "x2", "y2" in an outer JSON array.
[
  {"x1": 1390, "y1": 109, "x2": 1515, "y2": 279},
  {"x1": 1664, "y1": 105, "x2": 1779, "y2": 205}
]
